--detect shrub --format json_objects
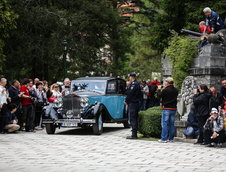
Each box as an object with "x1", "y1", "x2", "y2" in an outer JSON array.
[
  {"x1": 138, "y1": 106, "x2": 162, "y2": 138},
  {"x1": 163, "y1": 34, "x2": 199, "y2": 89}
]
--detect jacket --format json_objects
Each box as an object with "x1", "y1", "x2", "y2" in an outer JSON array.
[
  {"x1": 193, "y1": 92, "x2": 212, "y2": 117},
  {"x1": 158, "y1": 84, "x2": 178, "y2": 110},
  {"x1": 4, "y1": 111, "x2": 17, "y2": 125},
  {"x1": 9, "y1": 86, "x2": 20, "y2": 106},
  {"x1": 125, "y1": 80, "x2": 142, "y2": 104},
  {"x1": 205, "y1": 11, "x2": 224, "y2": 31},
  {"x1": 209, "y1": 93, "x2": 221, "y2": 109},
  {"x1": 204, "y1": 116, "x2": 224, "y2": 133}
]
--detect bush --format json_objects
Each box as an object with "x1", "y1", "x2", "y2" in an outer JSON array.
[
  {"x1": 138, "y1": 106, "x2": 162, "y2": 138},
  {"x1": 163, "y1": 34, "x2": 199, "y2": 89}
]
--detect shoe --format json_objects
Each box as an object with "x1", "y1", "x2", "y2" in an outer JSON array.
[
  {"x1": 201, "y1": 142, "x2": 208, "y2": 145},
  {"x1": 168, "y1": 140, "x2": 174, "y2": 143},
  {"x1": 206, "y1": 143, "x2": 216, "y2": 147},
  {"x1": 217, "y1": 143, "x2": 223, "y2": 148},
  {"x1": 34, "y1": 127, "x2": 43, "y2": 130},
  {"x1": 126, "y1": 135, "x2": 138, "y2": 139},
  {"x1": 158, "y1": 139, "x2": 168, "y2": 143},
  {"x1": 26, "y1": 130, "x2": 36, "y2": 133},
  {"x1": 194, "y1": 142, "x2": 202, "y2": 145}
]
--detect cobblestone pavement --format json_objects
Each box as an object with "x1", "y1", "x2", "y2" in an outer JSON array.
[{"x1": 0, "y1": 124, "x2": 226, "y2": 172}]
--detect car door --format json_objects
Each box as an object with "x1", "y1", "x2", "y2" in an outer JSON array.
[
  {"x1": 116, "y1": 79, "x2": 126, "y2": 119},
  {"x1": 104, "y1": 79, "x2": 119, "y2": 119}
]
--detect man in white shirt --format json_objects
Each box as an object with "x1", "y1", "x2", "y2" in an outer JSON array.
[
  {"x1": 0, "y1": 78, "x2": 10, "y2": 133},
  {"x1": 0, "y1": 78, "x2": 10, "y2": 108}
]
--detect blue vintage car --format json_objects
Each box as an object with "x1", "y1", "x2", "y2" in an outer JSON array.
[{"x1": 42, "y1": 77, "x2": 130, "y2": 134}]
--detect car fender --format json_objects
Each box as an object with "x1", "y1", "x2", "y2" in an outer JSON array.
[{"x1": 89, "y1": 102, "x2": 113, "y2": 121}]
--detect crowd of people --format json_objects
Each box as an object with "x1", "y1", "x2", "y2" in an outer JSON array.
[
  {"x1": 126, "y1": 73, "x2": 226, "y2": 148},
  {"x1": 0, "y1": 77, "x2": 71, "y2": 134},
  {"x1": 182, "y1": 80, "x2": 226, "y2": 147}
]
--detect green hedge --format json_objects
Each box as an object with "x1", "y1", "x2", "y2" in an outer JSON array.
[{"x1": 138, "y1": 106, "x2": 162, "y2": 138}]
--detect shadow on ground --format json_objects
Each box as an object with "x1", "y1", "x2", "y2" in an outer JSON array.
[{"x1": 56, "y1": 126, "x2": 126, "y2": 136}]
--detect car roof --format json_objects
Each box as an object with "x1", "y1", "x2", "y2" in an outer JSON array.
[{"x1": 75, "y1": 77, "x2": 115, "y2": 81}]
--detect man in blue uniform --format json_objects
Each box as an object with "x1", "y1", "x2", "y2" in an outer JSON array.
[
  {"x1": 125, "y1": 72, "x2": 141, "y2": 139},
  {"x1": 203, "y1": 7, "x2": 224, "y2": 33}
]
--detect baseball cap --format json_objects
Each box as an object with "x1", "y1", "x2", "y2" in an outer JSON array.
[
  {"x1": 211, "y1": 108, "x2": 218, "y2": 114},
  {"x1": 129, "y1": 72, "x2": 136, "y2": 77},
  {"x1": 165, "y1": 77, "x2": 174, "y2": 83}
]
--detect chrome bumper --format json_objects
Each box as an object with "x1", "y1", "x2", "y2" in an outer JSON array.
[{"x1": 43, "y1": 118, "x2": 96, "y2": 124}]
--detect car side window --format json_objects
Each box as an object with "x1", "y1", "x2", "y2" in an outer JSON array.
[
  {"x1": 118, "y1": 79, "x2": 126, "y2": 94},
  {"x1": 106, "y1": 80, "x2": 117, "y2": 94}
]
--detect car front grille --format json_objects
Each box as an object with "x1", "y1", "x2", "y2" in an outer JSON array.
[{"x1": 63, "y1": 96, "x2": 81, "y2": 118}]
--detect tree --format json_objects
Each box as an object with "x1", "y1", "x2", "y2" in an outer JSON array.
[
  {"x1": 3, "y1": 0, "x2": 131, "y2": 82},
  {"x1": 0, "y1": 0, "x2": 17, "y2": 74}
]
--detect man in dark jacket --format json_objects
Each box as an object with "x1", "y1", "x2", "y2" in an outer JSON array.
[
  {"x1": 203, "y1": 7, "x2": 224, "y2": 33},
  {"x1": 125, "y1": 72, "x2": 142, "y2": 139},
  {"x1": 193, "y1": 84, "x2": 212, "y2": 144},
  {"x1": 8, "y1": 80, "x2": 23, "y2": 128},
  {"x1": 3, "y1": 104, "x2": 20, "y2": 133},
  {"x1": 157, "y1": 77, "x2": 178, "y2": 143},
  {"x1": 220, "y1": 79, "x2": 226, "y2": 106}
]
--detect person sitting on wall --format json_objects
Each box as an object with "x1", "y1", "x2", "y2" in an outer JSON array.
[
  {"x1": 199, "y1": 21, "x2": 211, "y2": 34},
  {"x1": 183, "y1": 104, "x2": 199, "y2": 138},
  {"x1": 203, "y1": 7, "x2": 225, "y2": 33},
  {"x1": 203, "y1": 108, "x2": 225, "y2": 147},
  {"x1": 199, "y1": 35, "x2": 209, "y2": 48}
]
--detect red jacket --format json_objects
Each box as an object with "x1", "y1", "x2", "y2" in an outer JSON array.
[
  {"x1": 20, "y1": 85, "x2": 32, "y2": 106},
  {"x1": 200, "y1": 25, "x2": 211, "y2": 33}
]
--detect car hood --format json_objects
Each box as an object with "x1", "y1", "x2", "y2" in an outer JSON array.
[{"x1": 68, "y1": 90, "x2": 104, "y2": 97}]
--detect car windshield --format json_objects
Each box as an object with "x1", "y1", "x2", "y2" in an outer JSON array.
[{"x1": 71, "y1": 80, "x2": 106, "y2": 93}]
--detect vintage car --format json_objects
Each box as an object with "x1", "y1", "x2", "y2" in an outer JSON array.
[{"x1": 42, "y1": 77, "x2": 130, "y2": 135}]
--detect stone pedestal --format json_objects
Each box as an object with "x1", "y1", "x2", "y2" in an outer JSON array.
[
  {"x1": 190, "y1": 44, "x2": 226, "y2": 90},
  {"x1": 174, "y1": 120, "x2": 186, "y2": 137}
]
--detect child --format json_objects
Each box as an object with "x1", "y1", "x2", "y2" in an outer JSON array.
[{"x1": 199, "y1": 21, "x2": 211, "y2": 33}]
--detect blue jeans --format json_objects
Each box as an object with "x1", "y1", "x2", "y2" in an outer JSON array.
[{"x1": 161, "y1": 109, "x2": 176, "y2": 141}]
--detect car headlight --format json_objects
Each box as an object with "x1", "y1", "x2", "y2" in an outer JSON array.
[
  {"x1": 80, "y1": 97, "x2": 90, "y2": 108},
  {"x1": 54, "y1": 98, "x2": 63, "y2": 108}
]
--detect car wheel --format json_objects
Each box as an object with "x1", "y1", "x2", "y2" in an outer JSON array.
[
  {"x1": 123, "y1": 120, "x2": 131, "y2": 128},
  {"x1": 45, "y1": 123, "x2": 56, "y2": 134},
  {"x1": 93, "y1": 112, "x2": 103, "y2": 135}
]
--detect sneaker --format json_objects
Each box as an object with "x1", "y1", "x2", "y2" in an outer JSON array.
[
  {"x1": 217, "y1": 143, "x2": 223, "y2": 148},
  {"x1": 206, "y1": 143, "x2": 216, "y2": 147},
  {"x1": 168, "y1": 140, "x2": 174, "y2": 143},
  {"x1": 34, "y1": 126, "x2": 43, "y2": 130},
  {"x1": 158, "y1": 139, "x2": 168, "y2": 143}
]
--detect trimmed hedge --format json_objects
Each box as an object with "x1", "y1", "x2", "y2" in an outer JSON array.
[{"x1": 138, "y1": 106, "x2": 162, "y2": 138}]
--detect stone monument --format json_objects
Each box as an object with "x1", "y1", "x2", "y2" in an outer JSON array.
[{"x1": 162, "y1": 43, "x2": 226, "y2": 137}]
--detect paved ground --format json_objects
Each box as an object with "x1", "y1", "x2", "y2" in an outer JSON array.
[{"x1": 0, "y1": 124, "x2": 226, "y2": 172}]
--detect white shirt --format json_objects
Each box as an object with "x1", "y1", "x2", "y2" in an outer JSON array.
[
  {"x1": 52, "y1": 90, "x2": 62, "y2": 97},
  {"x1": 0, "y1": 85, "x2": 8, "y2": 105},
  {"x1": 143, "y1": 85, "x2": 149, "y2": 100}
]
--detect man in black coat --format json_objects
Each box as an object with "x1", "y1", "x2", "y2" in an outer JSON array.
[
  {"x1": 157, "y1": 77, "x2": 178, "y2": 143},
  {"x1": 8, "y1": 80, "x2": 23, "y2": 128},
  {"x1": 193, "y1": 84, "x2": 212, "y2": 144},
  {"x1": 125, "y1": 72, "x2": 141, "y2": 139}
]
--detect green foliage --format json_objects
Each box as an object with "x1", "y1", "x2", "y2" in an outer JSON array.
[
  {"x1": 0, "y1": 0, "x2": 17, "y2": 74},
  {"x1": 3, "y1": 0, "x2": 131, "y2": 82},
  {"x1": 164, "y1": 34, "x2": 199, "y2": 88},
  {"x1": 124, "y1": 0, "x2": 161, "y2": 79},
  {"x1": 138, "y1": 106, "x2": 162, "y2": 138}
]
